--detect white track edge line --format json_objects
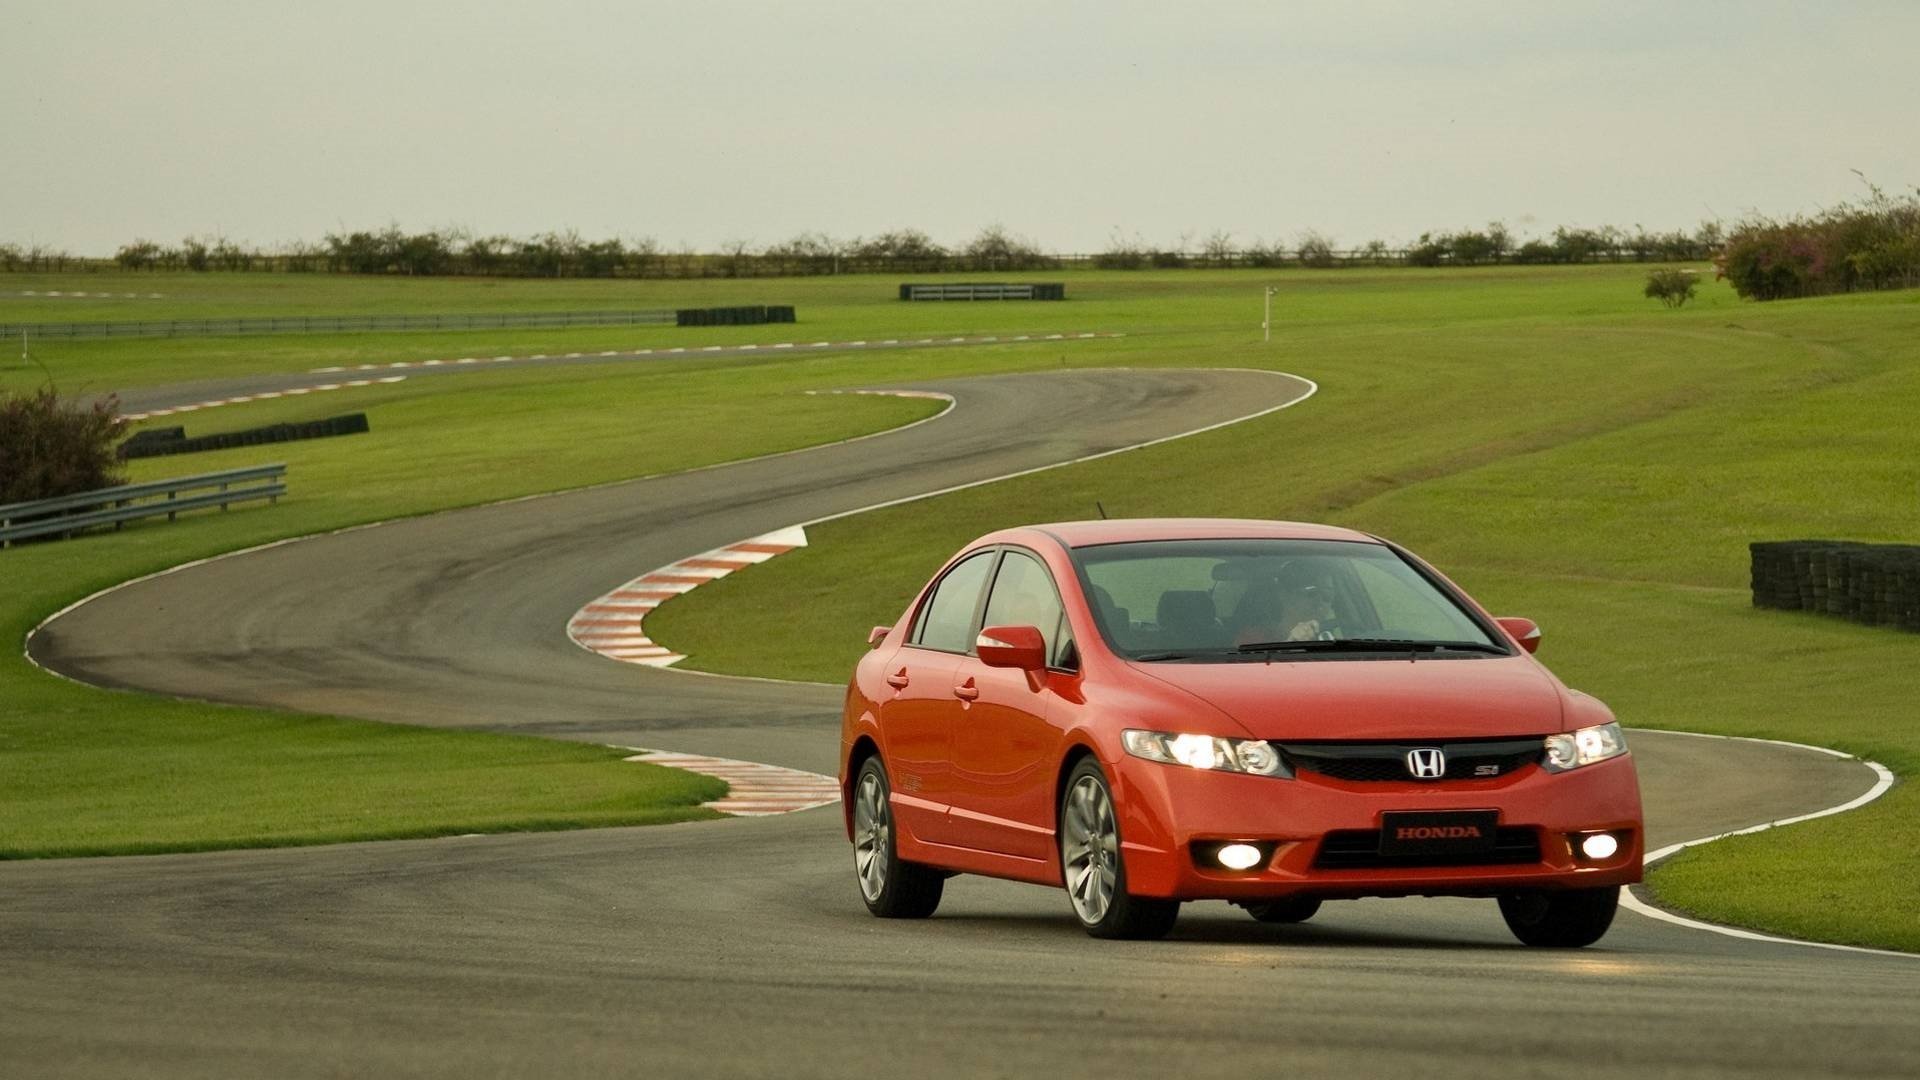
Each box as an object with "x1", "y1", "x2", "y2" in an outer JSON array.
[
  {"x1": 629, "y1": 368, "x2": 1318, "y2": 677},
  {"x1": 23, "y1": 362, "x2": 1917, "y2": 956},
  {"x1": 798, "y1": 368, "x2": 1317, "y2": 530},
  {"x1": 1619, "y1": 729, "x2": 1909, "y2": 958},
  {"x1": 20, "y1": 394, "x2": 961, "y2": 680}
]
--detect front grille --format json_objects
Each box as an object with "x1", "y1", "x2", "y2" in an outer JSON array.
[
  {"x1": 1313, "y1": 827, "x2": 1541, "y2": 869},
  {"x1": 1278, "y1": 738, "x2": 1544, "y2": 783}
]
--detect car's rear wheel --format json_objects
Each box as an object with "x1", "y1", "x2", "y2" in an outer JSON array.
[
  {"x1": 1497, "y1": 886, "x2": 1619, "y2": 947},
  {"x1": 852, "y1": 757, "x2": 943, "y2": 919},
  {"x1": 1060, "y1": 759, "x2": 1179, "y2": 940},
  {"x1": 1243, "y1": 897, "x2": 1322, "y2": 924}
]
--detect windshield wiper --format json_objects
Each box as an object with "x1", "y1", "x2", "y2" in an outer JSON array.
[
  {"x1": 1130, "y1": 650, "x2": 1217, "y2": 662},
  {"x1": 1235, "y1": 638, "x2": 1508, "y2": 656}
]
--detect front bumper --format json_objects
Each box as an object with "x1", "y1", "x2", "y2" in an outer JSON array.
[{"x1": 1111, "y1": 751, "x2": 1644, "y2": 900}]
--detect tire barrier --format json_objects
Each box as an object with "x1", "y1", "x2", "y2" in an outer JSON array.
[
  {"x1": 120, "y1": 414, "x2": 369, "y2": 460},
  {"x1": 899, "y1": 283, "x2": 1066, "y2": 301},
  {"x1": 674, "y1": 305, "x2": 797, "y2": 327},
  {"x1": 1750, "y1": 540, "x2": 1920, "y2": 632}
]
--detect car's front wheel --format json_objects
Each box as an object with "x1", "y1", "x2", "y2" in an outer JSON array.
[
  {"x1": 1060, "y1": 759, "x2": 1179, "y2": 940},
  {"x1": 852, "y1": 757, "x2": 944, "y2": 919},
  {"x1": 1497, "y1": 886, "x2": 1619, "y2": 947}
]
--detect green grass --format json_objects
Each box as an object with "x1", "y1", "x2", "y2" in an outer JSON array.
[
  {"x1": 6, "y1": 264, "x2": 1915, "y2": 951},
  {"x1": 2, "y1": 265, "x2": 1715, "y2": 392},
  {"x1": 0, "y1": 713, "x2": 728, "y2": 859},
  {"x1": 643, "y1": 270, "x2": 1920, "y2": 952},
  {"x1": 1, "y1": 329, "x2": 952, "y2": 858},
  {"x1": 2, "y1": 269, "x2": 1137, "y2": 391},
  {"x1": 1650, "y1": 785, "x2": 1920, "y2": 952}
]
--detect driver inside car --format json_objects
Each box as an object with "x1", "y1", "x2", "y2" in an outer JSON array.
[{"x1": 1230, "y1": 562, "x2": 1336, "y2": 645}]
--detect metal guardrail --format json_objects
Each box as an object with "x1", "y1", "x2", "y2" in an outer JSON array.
[
  {"x1": 0, "y1": 309, "x2": 678, "y2": 341},
  {"x1": 0, "y1": 464, "x2": 287, "y2": 548}
]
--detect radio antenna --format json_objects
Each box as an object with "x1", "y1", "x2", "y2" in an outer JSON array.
[{"x1": 1095, "y1": 501, "x2": 1110, "y2": 520}]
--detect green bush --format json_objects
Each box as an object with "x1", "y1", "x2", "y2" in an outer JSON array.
[
  {"x1": 1407, "y1": 232, "x2": 1450, "y2": 267},
  {"x1": 1643, "y1": 268, "x2": 1699, "y2": 308},
  {"x1": 0, "y1": 388, "x2": 126, "y2": 504},
  {"x1": 1296, "y1": 232, "x2": 1336, "y2": 269}
]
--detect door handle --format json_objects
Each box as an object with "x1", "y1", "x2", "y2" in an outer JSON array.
[
  {"x1": 886, "y1": 668, "x2": 910, "y2": 689},
  {"x1": 953, "y1": 678, "x2": 980, "y2": 701}
]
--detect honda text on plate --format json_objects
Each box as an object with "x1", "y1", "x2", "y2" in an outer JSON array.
[{"x1": 840, "y1": 520, "x2": 1643, "y2": 944}]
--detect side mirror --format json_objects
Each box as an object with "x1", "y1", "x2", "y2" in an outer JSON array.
[
  {"x1": 1495, "y1": 617, "x2": 1541, "y2": 654},
  {"x1": 976, "y1": 624, "x2": 1047, "y2": 671},
  {"x1": 868, "y1": 626, "x2": 891, "y2": 649}
]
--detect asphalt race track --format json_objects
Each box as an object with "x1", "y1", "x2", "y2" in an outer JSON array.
[{"x1": 10, "y1": 366, "x2": 1917, "y2": 1078}]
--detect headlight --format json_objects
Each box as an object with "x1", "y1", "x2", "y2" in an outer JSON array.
[
  {"x1": 1121, "y1": 730, "x2": 1289, "y2": 777},
  {"x1": 1543, "y1": 722, "x2": 1627, "y2": 772}
]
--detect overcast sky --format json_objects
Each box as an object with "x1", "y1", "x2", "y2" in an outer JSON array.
[{"x1": 5, "y1": 1, "x2": 1915, "y2": 255}]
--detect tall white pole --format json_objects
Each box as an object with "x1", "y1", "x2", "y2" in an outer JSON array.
[{"x1": 1263, "y1": 287, "x2": 1275, "y2": 343}]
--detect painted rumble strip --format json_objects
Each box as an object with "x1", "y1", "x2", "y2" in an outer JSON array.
[
  {"x1": 624, "y1": 748, "x2": 839, "y2": 816},
  {"x1": 122, "y1": 376, "x2": 407, "y2": 421},
  {"x1": 563, "y1": 386, "x2": 959, "y2": 668},
  {"x1": 565, "y1": 526, "x2": 810, "y2": 667},
  {"x1": 628, "y1": 369, "x2": 1319, "y2": 673}
]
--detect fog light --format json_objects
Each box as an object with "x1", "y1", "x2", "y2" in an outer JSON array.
[
  {"x1": 1579, "y1": 832, "x2": 1619, "y2": 860},
  {"x1": 1217, "y1": 843, "x2": 1263, "y2": 870}
]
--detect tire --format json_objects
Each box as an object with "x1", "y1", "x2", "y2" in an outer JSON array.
[
  {"x1": 851, "y1": 757, "x2": 944, "y2": 919},
  {"x1": 1059, "y1": 759, "x2": 1180, "y2": 940},
  {"x1": 1497, "y1": 886, "x2": 1619, "y2": 947},
  {"x1": 1243, "y1": 897, "x2": 1322, "y2": 924}
]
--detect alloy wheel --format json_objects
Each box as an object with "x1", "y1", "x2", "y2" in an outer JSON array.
[
  {"x1": 1062, "y1": 774, "x2": 1120, "y2": 925},
  {"x1": 853, "y1": 771, "x2": 889, "y2": 903}
]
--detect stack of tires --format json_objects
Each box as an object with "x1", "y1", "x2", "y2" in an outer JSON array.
[
  {"x1": 674, "y1": 305, "x2": 796, "y2": 326},
  {"x1": 1750, "y1": 540, "x2": 1920, "y2": 631},
  {"x1": 120, "y1": 414, "x2": 370, "y2": 459}
]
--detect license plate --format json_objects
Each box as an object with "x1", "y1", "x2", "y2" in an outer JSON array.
[{"x1": 1378, "y1": 810, "x2": 1499, "y2": 856}]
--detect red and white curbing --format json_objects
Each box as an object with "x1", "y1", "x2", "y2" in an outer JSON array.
[
  {"x1": 123, "y1": 376, "x2": 408, "y2": 422},
  {"x1": 567, "y1": 526, "x2": 809, "y2": 667},
  {"x1": 807, "y1": 388, "x2": 952, "y2": 402},
  {"x1": 625, "y1": 748, "x2": 839, "y2": 816}
]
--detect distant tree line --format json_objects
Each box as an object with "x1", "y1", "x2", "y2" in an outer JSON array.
[
  {"x1": 0, "y1": 219, "x2": 1738, "y2": 280},
  {"x1": 77, "y1": 226, "x2": 1061, "y2": 279},
  {"x1": 1717, "y1": 185, "x2": 1920, "y2": 300}
]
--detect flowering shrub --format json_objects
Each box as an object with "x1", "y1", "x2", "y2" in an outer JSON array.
[
  {"x1": 1719, "y1": 187, "x2": 1920, "y2": 300},
  {"x1": 0, "y1": 388, "x2": 125, "y2": 504}
]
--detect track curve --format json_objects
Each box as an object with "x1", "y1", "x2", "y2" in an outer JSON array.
[
  {"x1": 9, "y1": 365, "x2": 1917, "y2": 1078},
  {"x1": 33, "y1": 369, "x2": 1312, "y2": 766}
]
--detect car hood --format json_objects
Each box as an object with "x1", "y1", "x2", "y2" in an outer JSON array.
[{"x1": 1125, "y1": 655, "x2": 1567, "y2": 741}]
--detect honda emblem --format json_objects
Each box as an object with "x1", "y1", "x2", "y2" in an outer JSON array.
[{"x1": 1405, "y1": 747, "x2": 1447, "y2": 780}]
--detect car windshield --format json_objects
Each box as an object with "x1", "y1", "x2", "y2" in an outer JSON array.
[{"x1": 1071, "y1": 538, "x2": 1505, "y2": 662}]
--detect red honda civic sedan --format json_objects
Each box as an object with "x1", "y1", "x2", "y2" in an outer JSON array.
[{"x1": 840, "y1": 519, "x2": 1643, "y2": 945}]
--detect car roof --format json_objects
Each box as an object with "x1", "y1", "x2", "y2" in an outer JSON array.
[{"x1": 979, "y1": 518, "x2": 1381, "y2": 549}]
